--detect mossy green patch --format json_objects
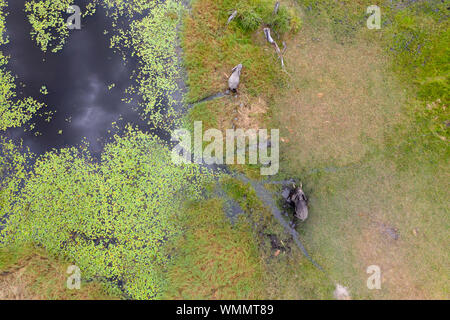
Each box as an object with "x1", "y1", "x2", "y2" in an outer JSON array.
[{"x1": 163, "y1": 198, "x2": 264, "y2": 299}]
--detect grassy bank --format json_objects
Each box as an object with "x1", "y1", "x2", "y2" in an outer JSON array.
[
  {"x1": 163, "y1": 198, "x2": 264, "y2": 299},
  {"x1": 182, "y1": 0, "x2": 302, "y2": 138},
  {"x1": 182, "y1": 0, "x2": 298, "y2": 104},
  {"x1": 0, "y1": 245, "x2": 116, "y2": 299}
]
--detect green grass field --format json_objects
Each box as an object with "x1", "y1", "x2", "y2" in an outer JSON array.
[
  {"x1": 176, "y1": 0, "x2": 449, "y2": 299},
  {"x1": 272, "y1": 0, "x2": 449, "y2": 299}
]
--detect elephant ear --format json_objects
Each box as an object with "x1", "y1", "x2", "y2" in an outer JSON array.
[
  {"x1": 287, "y1": 189, "x2": 295, "y2": 202},
  {"x1": 302, "y1": 193, "x2": 308, "y2": 202}
]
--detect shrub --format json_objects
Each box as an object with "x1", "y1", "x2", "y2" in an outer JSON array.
[
  {"x1": 236, "y1": 4, "x2": 263, "y2": 32},
  {"x1": 227, "y1": 0, "x2": 301, "y2": 36},
  {"x1": 265, "y1": 6, "x2": 291, "y2": 34}
]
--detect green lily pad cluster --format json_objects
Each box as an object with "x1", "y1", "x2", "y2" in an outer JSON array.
[
  {"x1": 40, "y1": 85, "x2": 48, "y2": 95},
  {"x1": 24, "y1": 0, "x2": 73, "y2": 53},
  {"x1": 1, "y1": 127, "x2": 215, "y2": 299},
  {"x1": 0, "y1": 0, "x2": 45, "y2": 131},
  {"x1": 106, "y1": 0, "x2": 185, "y2": 129}
]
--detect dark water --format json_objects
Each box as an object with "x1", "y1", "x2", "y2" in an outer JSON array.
[{"x1": 3, "y1": 0, "x2": 159, "y2": 157}]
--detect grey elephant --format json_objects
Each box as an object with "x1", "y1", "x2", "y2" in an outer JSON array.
[
  {"x1": 287, "y1": 184, "x2": 309, "y2": 223},
  {"x1": 228, "y1": 64, "x2": 242, "y2": 93}
]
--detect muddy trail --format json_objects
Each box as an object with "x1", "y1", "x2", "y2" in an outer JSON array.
[
  {"x1": 190, "y1": 91, "x2": 229, "y2": 107},
  {"x1": 234, "y1": 174, "x2": 326, "y2": 272}
]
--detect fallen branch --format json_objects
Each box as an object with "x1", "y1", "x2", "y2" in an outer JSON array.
[
  {"x1": 264, "y1": 27, "x2": 275, "y2": 44},
  {"x1": 226, "y1": 10, "x2": 237, "y2": 27},
  {"x1": 264, "y1": 28, "x2": 285, "y2": 69},
  {"x1": 274, "y1": 1, "x2": 280, "y2": 15}
]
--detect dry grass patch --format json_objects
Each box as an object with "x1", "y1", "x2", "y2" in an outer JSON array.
[
  {"x1": 0, "y1": 246, "x2": 116, "y2": 300},
  {"x1": 234, "y1": 95, "x2": 268, "y2": 130},
  {"x1": 296, "y1": 157, "x2": 449, "y2": 300},
  {"x1": 272, "y1": 9, "x2": 448, "y2": 299},
  {"x1": 355, "y1": 220, "x2": 429, "y2": 300},
  {"x1": 276, "y1": 24, "x2": 406, "y2": 170}
]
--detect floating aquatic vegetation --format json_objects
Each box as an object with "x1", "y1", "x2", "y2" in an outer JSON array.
[
  {"x1": 0, "y1": 56, "x2": 45, "y2": 130},
  {"x1": 0, "y1": 1, "x2": 211, "y2": 299},
  {"x1": 23, "y1": 0, "x2": 185, "y2": 131},
  {"x1": 107, "y1": 0, "x2": 185, "y2": 130},
  {"x1": 94, "y1": 0, "x2": 156, "y2": 18},
  {"x1": 39, "y1": 85, "x2": 48, "y2": 95},
  {"x1": 0, "y1": 1, "x2": 45, "y2": 131},
  {"x1": 0, "y1": 137, "x2": 32, "y2": 230},
  {"x1": 1, "y1": 127, "x2": 215, "y2": 299},
  {"x1": 24, "y1": 0, "x2": 73, "y2": 53},
  {"x1": 0, "y1": 0, "x2": 6, "y2": 44}
]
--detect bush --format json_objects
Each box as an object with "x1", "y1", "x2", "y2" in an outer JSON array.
[
  {"x1": 265, "y1": 6, "x2": 291, "y2": 34},
  {"x1": 227, "y1": 0, "x2": 301, "y2": 35},
  {"x1": 236, "y1": 5, "x2": 262, "y2": 32}
]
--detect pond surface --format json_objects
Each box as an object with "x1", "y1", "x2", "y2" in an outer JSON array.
[{"x1": 3, "y1": 0, "x2": 170, "y2": 157}]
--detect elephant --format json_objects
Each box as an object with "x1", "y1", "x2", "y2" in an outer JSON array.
[
  {"x1": 287, "y1": 183, "x2": 309, "y2": 223},
  {"x1": 228, "y1": 64, "x2": 242, "y2": 93}
]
